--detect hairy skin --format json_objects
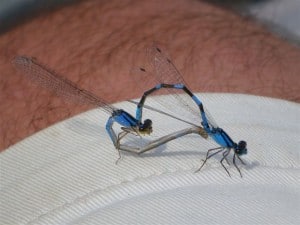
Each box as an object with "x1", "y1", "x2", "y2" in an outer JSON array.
[{"x1": 0, "y1": 0, "x2": 299, "y2": 151}]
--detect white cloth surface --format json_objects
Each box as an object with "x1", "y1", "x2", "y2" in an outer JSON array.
[{"x1": 0, "y1": 94, "x2": 299, "y2": 225}]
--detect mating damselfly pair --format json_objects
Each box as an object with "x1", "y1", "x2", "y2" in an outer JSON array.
[{"x1": 12, "y1": 44, "x2": 247, "y2": 177}]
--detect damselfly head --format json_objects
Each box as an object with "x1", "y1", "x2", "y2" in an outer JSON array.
[
  {"x1": 139, "y1": 119, "x2": 153, "y2": 135},
  {"x1": 236, "y1": 141, "x2": 247, "y2": 155}
]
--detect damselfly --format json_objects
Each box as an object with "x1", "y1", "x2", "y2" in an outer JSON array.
[
  {"x1": 134, "y1": 44, "x2": 247, "y2": 177},
  {"x1": 12, "y1": 56, "x2": 207, "y2": 157}
]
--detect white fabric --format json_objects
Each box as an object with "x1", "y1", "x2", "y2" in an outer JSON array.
[{"x1": 1, "y1": 94, "x2": 299, "y2": 225}]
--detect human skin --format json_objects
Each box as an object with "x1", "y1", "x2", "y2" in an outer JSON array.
[{"x1": 0, "y1": 0, "x2": 299, "y2": 151}]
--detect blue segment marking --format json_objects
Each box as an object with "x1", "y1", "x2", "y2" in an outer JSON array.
[{"x1": 174, "y1": 84, "x2": 184, "y2": 89}]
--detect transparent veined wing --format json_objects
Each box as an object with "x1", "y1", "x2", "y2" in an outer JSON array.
[
  {"x1": 12, "y1": 56, "x2": 116, "y2": 115},
  {"x1": 131, "y1": 43, "x2": 220, "y2": 130}
]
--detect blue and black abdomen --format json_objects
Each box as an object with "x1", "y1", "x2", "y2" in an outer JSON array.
[{"x1": 112, "y1": 110, "x2": 138, "y2": 127}]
